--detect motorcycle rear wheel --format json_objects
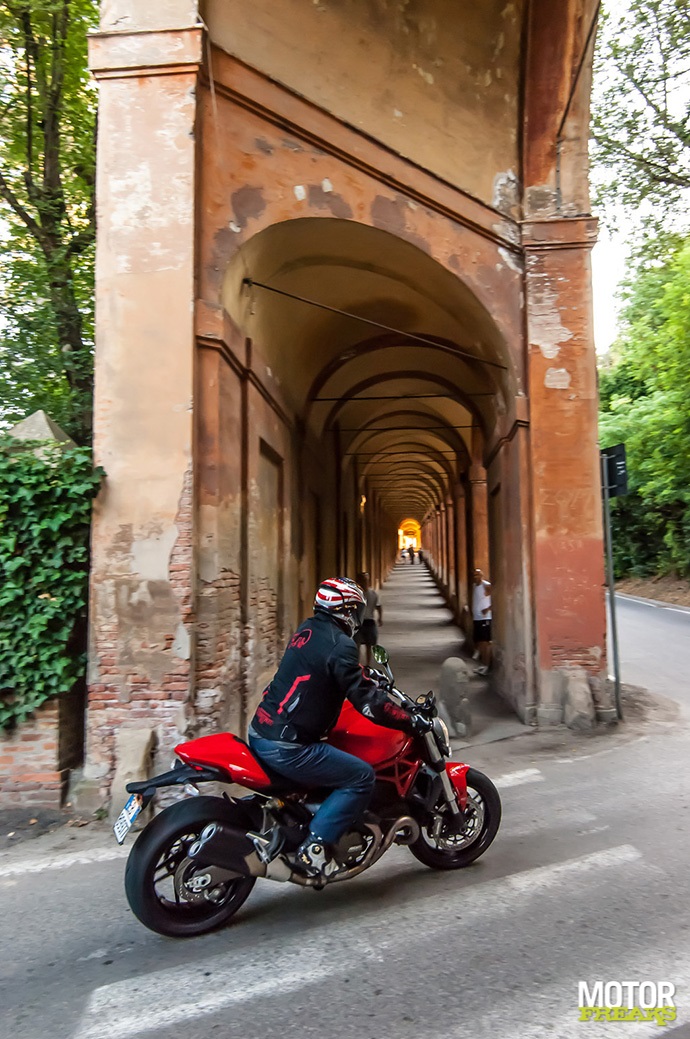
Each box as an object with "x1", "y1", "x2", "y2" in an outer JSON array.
[
  {"x1": 124, "y1": 796, "x2": 255, "y2": 937},
  {"x1": 409, "y1": 767, "x2": 501, "y2": 870}
]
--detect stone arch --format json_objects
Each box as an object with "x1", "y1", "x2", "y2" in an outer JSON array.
[
  {"x1": 82, "y1": 0, "x2": 611, "y2": 808},
  {"x1": 201, "y1": 215, "x2": 533, "y2": 721}
]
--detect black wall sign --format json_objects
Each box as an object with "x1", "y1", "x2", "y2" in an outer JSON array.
[{"x1": 601, "y1": 443, "x2": 628, "y2": 498}]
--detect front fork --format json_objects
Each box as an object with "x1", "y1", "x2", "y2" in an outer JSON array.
[{"x1": 422, "y1": 730, "x2": 465, "y2": 823}]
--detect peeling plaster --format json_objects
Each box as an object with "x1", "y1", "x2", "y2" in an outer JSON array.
[
  {"x1": 294, "y1": 184, "x2": 307, "y2": 201},
  {"x1": 110, "y1": 162, "x2": 192, "y2": 231},
  {"x1": 131, "y1": 525, "x2": 179, "y2": 581},
  {"x1": 230, "y1": 185, "x2": 266, "y2": 229},
  {"x1": 498, "y1": 246, "x2": 523, "y2": 273},
  {"x1": 493, "y1": 219, "x2": 520, "y2": 246},
  {"x1": 492, "y1": 168, "x2": 520, "y2": 215},
  {"x1": 173, "y1": 621, "x2": 190, "y2": 660},
  {"x1": 412, "y1": 63, "x2": 434, "y2": 85},
  {"x1": 544, "y1": 367, "x2": 572, "y2": 389},
  {"x1": 528, "y1": 278, "x2": 574, "y2": 359}
]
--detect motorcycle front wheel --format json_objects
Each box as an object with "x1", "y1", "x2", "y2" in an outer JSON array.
[
  {"x1": 409, "y1": 767, "x2": 501, "y2": 870},
  {"x1": 124, "y1": 796, "x2": 256, "y2": 937}
]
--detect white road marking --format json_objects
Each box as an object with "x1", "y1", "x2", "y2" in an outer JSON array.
[
  {"x1": 74, "y1": 963, "x2": 335, "y2": 1039},
  {"x1": 616, "y1": 592, "x2": 690, "y2": 615},
  {"x1": 493, "y1": 767, "x2": 544, "y2": 788},
  {"x1": 72, "y1": 844, "x2": 643, "y2": 1039},
  {"x1": 0, "y1": 845, "x2": 127, "y2": 879}
]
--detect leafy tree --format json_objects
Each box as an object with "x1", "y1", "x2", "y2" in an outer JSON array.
[
  {"x1": 591, "y1": 0, "x2": 690, "y2": 231},
  {"x1": 0, "y1": 438, "x2": 102, "y2": 729},
  {"x1": 0, "y1": 0, "x2": 98, "y2": 442},
  {"x1": 599, "y1": 235, "x2": 690, "y2": 575}
]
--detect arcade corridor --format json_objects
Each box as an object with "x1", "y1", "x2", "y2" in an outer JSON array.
[{"x1": 375, "y1": 561, "x2": 526, "y2": 746}]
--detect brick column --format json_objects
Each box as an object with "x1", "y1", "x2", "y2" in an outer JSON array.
[
  {"x1": 80, "y1": 12, "x2": 203, "y2": 806},
  {"x1": 524, "y1": 217, "x2": 610, "y2": 723},
  {"x1": 454, "y1": 483, "x2": 468, "y2": 610},
  {"x1": 469, "y1": 464, "x2": 489, "y2": 576}
]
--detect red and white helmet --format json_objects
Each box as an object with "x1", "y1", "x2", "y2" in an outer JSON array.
[{"x1": 314, "y1": 577, "x2": 366, "y2": 636}]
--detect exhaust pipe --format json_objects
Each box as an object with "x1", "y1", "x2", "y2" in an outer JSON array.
[
  {"x1": 188, "y1": 822, "x2": 294, "y2": 882},
  {"x1": 189, "y1": 823, "x2": 261, "y2": 877}
]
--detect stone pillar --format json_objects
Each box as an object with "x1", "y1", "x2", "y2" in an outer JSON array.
[
  {"x1": 82, "y1": 9, "x2": 203, "y2": 805},
  {"x1": 436, "y1": 503, "x2": 444, "y2": 587},
  {"x1": 524, "y1": 217, "x2": 610, "y2": 725},
  {"x1": 446, "y1": 497, "x2": 456, "y2": 607},
  {"x1": 454, "y1": 483, "x2": 468, "y2": 609},
  {"x1": 469, "y1": 463, "x2": 489, "y2": 576},
  {"x1": 436, "y1": 511, "x2": 442, "y2": 585}
]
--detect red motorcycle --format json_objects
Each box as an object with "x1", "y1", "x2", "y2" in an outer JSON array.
[{"x1": 115, "y1": 647, "x2": 501, "y2": 937}]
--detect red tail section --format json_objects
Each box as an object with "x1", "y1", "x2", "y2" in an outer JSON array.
[{"x1": 175, "y1": 733, "x2": 273, "y2": 791}]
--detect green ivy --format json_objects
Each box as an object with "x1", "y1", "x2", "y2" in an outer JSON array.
[{"x1": 0, "y1": 438, "x2": 103, "y2": 730}]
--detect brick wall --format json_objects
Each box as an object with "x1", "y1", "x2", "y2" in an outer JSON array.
[
  {"x1": 85, "y1": 469, "x2": 195, "y2": 804},
  {"x1": 194, "y1": 568, "x2": 243, "y2": 735},
  {"x1": 0, "y1": 681, "x2": 85, "y2": 807}
]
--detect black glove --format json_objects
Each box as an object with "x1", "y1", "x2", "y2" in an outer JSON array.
[{"x1": 410, "y1": 712, "x2": 433, "y2": 735}]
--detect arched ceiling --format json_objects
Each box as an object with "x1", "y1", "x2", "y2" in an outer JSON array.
[{"x1": 222, "y1": 218, "x2": 513, "y2": 523}]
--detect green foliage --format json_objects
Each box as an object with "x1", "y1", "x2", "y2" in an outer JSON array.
[
  {"x1": 591, "y1": 0, "x2": 690, "y2": 233},
  {"x1": 0, "y1": 0, "x2": 99, "y2": 441},
  {"x1": 0, "y1": 438, "x2": 102, "y2": 730},
  {"x1": 599, "y1": 234, "x2": 690, "y2": 576}
]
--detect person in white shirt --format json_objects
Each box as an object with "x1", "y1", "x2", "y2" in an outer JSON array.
[{"x1": 472, "y1": 568, "x2": 492, "y2": 675}]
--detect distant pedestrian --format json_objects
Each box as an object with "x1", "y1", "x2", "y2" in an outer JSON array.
[
  {"x1": 409, "y1": 547, "x2": 416, "y2": 564},
  {"x1": 472, "y1": 568, "x2": 492, "y2": 675},
  {"x1": 418, "y1": 549, "x2": 424, "y2": 565},
  {"x1": 355, "y1": 571, "x2": 383, "y2": 667}
]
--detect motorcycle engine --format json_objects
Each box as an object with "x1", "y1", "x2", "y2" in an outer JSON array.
[{"x1": 334, "y1": 829, "x2": 370, "y2": 866}]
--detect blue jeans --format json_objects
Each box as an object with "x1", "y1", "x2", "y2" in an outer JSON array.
[{"x1": 248, "y1": 732, "x2": 376, "y2": 845}]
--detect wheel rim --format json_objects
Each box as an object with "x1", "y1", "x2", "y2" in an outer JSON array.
[
  {"x1": 150, "y1": 828, "x2": 244, "y2": 916},
  {"x1": 424, "y1": 785, "x2": 487, "y2": 853}
]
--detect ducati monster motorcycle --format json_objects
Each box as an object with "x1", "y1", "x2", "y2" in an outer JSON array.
[{"x1": 115, "y1": 646, "x2": 502, "y2": 937}]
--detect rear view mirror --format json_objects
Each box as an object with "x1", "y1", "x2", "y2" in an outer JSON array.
[{"x1": 372, "y1": 645, "x2": 389, "y2": 665}]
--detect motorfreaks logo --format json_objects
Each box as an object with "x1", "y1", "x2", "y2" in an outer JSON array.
[{"x1": 578, "y1": 981, "x2": 677, "y2": 1025}]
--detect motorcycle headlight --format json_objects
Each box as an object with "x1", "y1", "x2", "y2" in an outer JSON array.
[{"x1": 433, "y1": 717, "x2": 451, "y2": 757}]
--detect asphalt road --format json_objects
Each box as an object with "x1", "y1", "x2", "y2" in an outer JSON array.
[
  {"x1": 611, "y1": 593, "x2": 690, "y2": 710},
  {"x1": 2, "y1": 592, "x2": 690, "y2": 1039}
]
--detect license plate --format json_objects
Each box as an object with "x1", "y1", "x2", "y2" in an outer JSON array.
[{"x1": 113, "y1": 794, "x2": 143, "y2": 845}]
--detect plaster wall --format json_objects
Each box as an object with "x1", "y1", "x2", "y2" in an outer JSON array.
[
  {"x1": 195, "y1": 343, "x2": 244, "y2": 737},
  {"x1": 100, "y1": 0, "x2": 198, "y2": 32},
  {"x1": 203, "y1": 0, "x2": 523, "y2": 209},
  {"x1": 85, "y1": 34, "x2": 201, "y2": 796},
  {"x1": 487, "y1": 425, "x2": 535, "y2": 721},
  {"x1": 75, "y1": 0, "x2": 610, "y2": 810},
  {"x1": 524, "y1": 219, "x2": 610, "y2": 721},
  {"x1": 198, "y1": 58, "x2": 525, "y2": 414}
]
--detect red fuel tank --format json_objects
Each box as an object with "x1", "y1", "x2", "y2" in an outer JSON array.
[{"x1": 328, "y1": 700, "x2": 412, "y2": 766}]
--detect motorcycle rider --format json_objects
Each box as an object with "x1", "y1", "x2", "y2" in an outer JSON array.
[{"x1": 248, "y1": 577, "x2": 424, "y2": 879}]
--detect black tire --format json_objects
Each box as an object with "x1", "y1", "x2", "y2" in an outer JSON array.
[
  {"x1": 124, "y1": 796, "x2": 256, "y2": 937},
  {"x1": 409, "y1": 767, "x2": 501, "y2": 870}
]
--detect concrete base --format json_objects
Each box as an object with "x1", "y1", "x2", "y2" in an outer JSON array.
[
  {"x1": 69, "y1": 771, "x2": 106, "y2": 815},
  {"x1": 108, "y1": 727, "x2": 155, "y2": 824},
  {"x1": 439, "y1": 657, "x2": 473, "y2": 737},
  {"x1": 536, "y1": 703, "x2": 565, "y2": 727}
]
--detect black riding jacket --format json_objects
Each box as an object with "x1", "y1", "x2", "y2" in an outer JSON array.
[{"x1": 250, "y1": 612, "x2": 415, "y2": 744}]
